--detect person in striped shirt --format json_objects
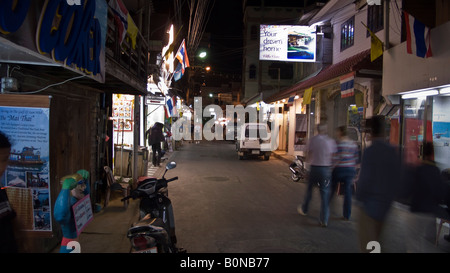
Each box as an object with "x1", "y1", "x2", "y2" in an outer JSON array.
[{"x1": 330, "y1": 126, "x2": 359, "y2": 220}]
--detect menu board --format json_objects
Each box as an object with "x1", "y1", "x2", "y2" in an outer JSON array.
[{"x1": 112, "y1": 95, "x2": 134, "y2": 132}]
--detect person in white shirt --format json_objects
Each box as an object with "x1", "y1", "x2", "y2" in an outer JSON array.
[{"x1": 298, "y1": 123, "x2": 337, "y2": 227}]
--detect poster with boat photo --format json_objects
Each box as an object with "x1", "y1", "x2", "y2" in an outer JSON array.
[
  {"x1": 260, "y1": 25, "x2": 316, "y2": 63},
  {"x1": 0, "y1": 106, "x2": 51, "y2": 232}
]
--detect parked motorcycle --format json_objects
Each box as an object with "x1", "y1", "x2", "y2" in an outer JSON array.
[
  {"x1": 289, "y1": 155, "x2": 307, "y2": 182},
  {"x1": 121, "y1": 161, "x2": 185, "y2": 253}
]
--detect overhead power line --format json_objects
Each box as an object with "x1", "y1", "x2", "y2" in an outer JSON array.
[{"x1": 187, "y1": 0, "x2": 216, "y2": 56}]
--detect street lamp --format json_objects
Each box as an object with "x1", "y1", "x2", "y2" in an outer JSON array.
[
  {"x1": 205, "y1": 66, "x2": 211, "y2": 71},
  {"x1": 199, "y1": 52, "x2": 207, "y2": 58}
]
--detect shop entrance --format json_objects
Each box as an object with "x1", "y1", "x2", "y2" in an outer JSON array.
[{"x1": 402, "y1": 96, "x2": 450, "y2": 171}]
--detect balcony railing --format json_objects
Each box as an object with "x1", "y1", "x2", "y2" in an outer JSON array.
[{"x1": 105, "y1": 10, "x2": 148, "y2": 83}]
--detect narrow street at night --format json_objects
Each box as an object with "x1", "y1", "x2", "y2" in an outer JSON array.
[
  {"x1": 1, "y1": 0, "x2": 450, "y2": 261},
  {"x1": 165, "y1": 141, "x2": 449, "y2": 253},
  {"x1": 169, "y1": 140, "x2": 359, "y2": 253}
]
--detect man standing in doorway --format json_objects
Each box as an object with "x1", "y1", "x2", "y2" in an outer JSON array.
[
  {"x1": 298, "y1": 123, "x2": 337, "y2": 227},
  {"x1": 148, "y1": 122, "x2": 165, "y2": 167}
]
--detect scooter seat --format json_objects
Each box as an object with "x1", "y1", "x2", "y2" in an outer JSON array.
[
  {"x1": 128, "y1": 221, "x2": 165, "y2": 237},
  {"x1": 132, "y1": 214, "x2": 165, "y2": 229}
]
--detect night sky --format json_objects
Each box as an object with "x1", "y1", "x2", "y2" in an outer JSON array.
[
  {"x1": 151, "y1": 0, "x2": 323, "y2": 75},
  {"x1": 206, "y1": 1, "x2": 244, "y2": 75},
  {"x1": 204, "y1": 0, "x2": 324, "y2": 75}
]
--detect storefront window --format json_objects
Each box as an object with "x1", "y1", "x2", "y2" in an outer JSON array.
[
  {"x1": 387, "y1": 106, "x2": 401, "y2": 146},
  {"x1": 347, "y1": 105, "x2": 363, "y2": 130},
  {"x1": 403, "y1": 97, "x2": 426, "y2": 166},
  {"x1": 432, "y1": 96, "x2": 450, "y2": 171}
]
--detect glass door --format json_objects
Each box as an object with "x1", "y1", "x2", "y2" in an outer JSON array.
[{"x1": 402, "y1": 97, "x2": 426, "y2": 166}]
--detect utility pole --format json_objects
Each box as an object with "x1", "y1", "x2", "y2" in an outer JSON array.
[
  {"x1": 385, "y1": 0, "x2": 390, "y2": 50},
  {"x1": 133, "y1": 95, "x2": 140, "y2": 184}
]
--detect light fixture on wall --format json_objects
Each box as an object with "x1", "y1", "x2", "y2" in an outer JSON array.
[
  {"x1": 400, "y1": 89, "x2": 438, "y2": 99},
  {"x1": 440, "y1": 87, "x2": 450, "y2": 95}
]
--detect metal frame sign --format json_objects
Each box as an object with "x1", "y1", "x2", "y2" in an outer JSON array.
[{"x1": 260, "y1": 25, "x2": 317, "y2": 63}]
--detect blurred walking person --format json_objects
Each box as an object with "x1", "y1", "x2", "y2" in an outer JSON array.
[
  {"x1": 330, "y1": 126, "x2": 359, "y2": 220},
  {"x1": 194, "y1": 123, "x2": 202, "y2": 144},
  {"x1": 355, "y1": 116, "x2": 402, "y2": 252},
  {"x1": 404, "y1": 142, "x2": 445, "y2": 252},
  {"x1": 298, "y1": 123, "x2": 337, "y2": 227}
]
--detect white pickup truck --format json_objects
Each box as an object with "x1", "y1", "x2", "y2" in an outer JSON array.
[{"x1": 236, "y1": 123, "x2": 272, "y2": 160}]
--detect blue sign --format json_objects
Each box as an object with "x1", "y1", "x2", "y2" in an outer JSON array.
[
  {"x1": 0, "y1": 0, "x2": 31, "y2": 34},
  {"x1": 37, "y1": 0, "x2": 102, "y2": 75},
  {"x1": 0, "y1": 0, "x2": 107, "y2": 79}
]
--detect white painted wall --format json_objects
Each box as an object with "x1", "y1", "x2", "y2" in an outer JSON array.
[
  {"x1": 331, "y1": 1, "x2": 402, "y2": 64},
  {"x1": 383, "y1": 21, "x2": 450, "y2": 95}
]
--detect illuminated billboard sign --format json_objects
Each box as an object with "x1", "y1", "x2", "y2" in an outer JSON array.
[{"x1": 260, "y1": 25, "x2": 316, "y2": 63}]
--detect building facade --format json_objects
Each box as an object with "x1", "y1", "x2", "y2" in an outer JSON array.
[
  {"x1": 267, "y1": 0, "x2": 403, "y2": 156},
  {"x1": 0, "y1": 0, "x2": 150, "y2": 252},
  {"x1": 382, "y1": 0, "x2": 450, "y2": 171}
]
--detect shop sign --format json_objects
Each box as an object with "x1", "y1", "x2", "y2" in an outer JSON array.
[
  {"x1": 145, "y1": 95, "x2": 165, "y2": 105},
  {"x1": 0, "y1": 0, "x2": 107, "y2": 82}
]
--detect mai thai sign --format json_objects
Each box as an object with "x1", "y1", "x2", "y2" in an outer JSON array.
[
  {"x1": 0, "y1": 0, "x2": 107, "y2": 82},
  {"x1": 0, "y1": 95, "x2": 52, "y2": 234}
]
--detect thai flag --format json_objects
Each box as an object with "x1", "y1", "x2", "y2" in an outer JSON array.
[
  {"x1": 175, "y1": 39, "x2": 190, "y2": 74},
  {"x1": 165, "y1": 97, "x2": 177, "y2": 117},
  {"x1": 340, "y1": 73, "x2": 355, "y2": 98},
  {"x1": 108, "y1": 0, "x2": 128, "y2": 44},
  {"x1": 404, "y1": 11, "x2": 432, "y2": 58},
  {"x1": 173, "y1": 63, "x2": 183, "y2": 82}
]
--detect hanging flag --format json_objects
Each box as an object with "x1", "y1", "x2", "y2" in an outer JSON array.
[
  {"x1": 165, "y1": 96, "x2": 178, "y2": 117},
  {"x1": 303, "y1": 87, "x2": 313, "y2": 105},
  {"x1": 286, "y1": 96, "x2": 295, "y2": 107},
  {"x1": 340, "y1": 73, "x2": 355, "y2": 98},
  {"x1": 175, "y1": 39, "x2": 190, "y2": 74},
  {"x1": 361, "y1": 22, "x2": 383, "y2": 62},
  {"x1": 164, "y1": 105, "x2": 170, "y2": 119},
  {"x1": 108, "y1": 0, "x2": 138, "y2": 49},
  {"x1": 166, "y1": 97, "x2": 175, "y2": 117},
  {"x1": 404, "y1": 11, "x2": 432, "y2": 58},
  {"x1": 127, "y1": 14, "x2": 138, "y2": 49},
  {"x1": 173, "y1": 63, "x2": 183, "y2": 82},
  {"x1": 108, "y1": 0, "x2": 128, "y2": 44},
  {"x1": 164, "y1": 26, "x2": 183, "y2": 60},
  {"x1": 171, "y1": 96, "x2": 178, "y2": 117}
]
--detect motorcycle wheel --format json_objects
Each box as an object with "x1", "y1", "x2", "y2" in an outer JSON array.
[
  {"x1": 292, "y1": 167, "x2": 307, "y2": 182},
  {"x1": 291, "y1": 167, "x2": 301, "y2": 182}
]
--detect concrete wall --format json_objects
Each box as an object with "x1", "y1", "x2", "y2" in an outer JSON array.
[
  {"x1": 331, "y1": 0, "x2": 402, "y2": 64},
  {"x1": 383, "y1": 21, "x2": 450, "y2": 95}
]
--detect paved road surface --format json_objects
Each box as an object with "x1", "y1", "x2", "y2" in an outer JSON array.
[
  {"x1": 169, "y1": 141, "x2": 362, "y2": 253},
  {"x1": 74, "y1": 140, "x2": 450, "y2": 253}
]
